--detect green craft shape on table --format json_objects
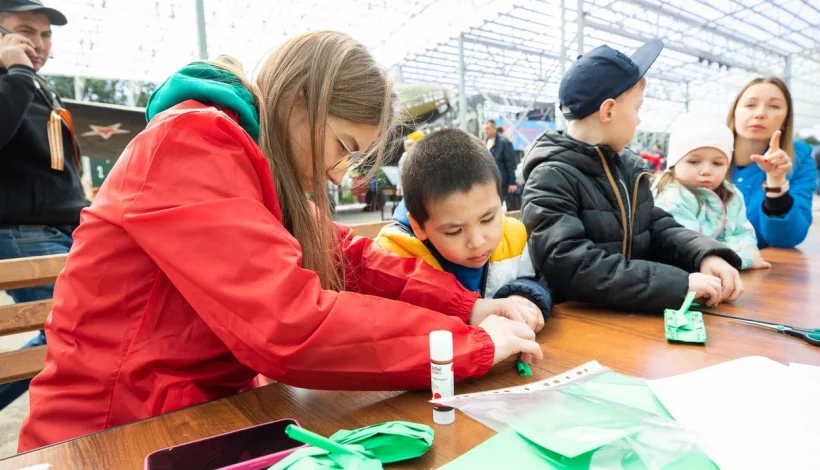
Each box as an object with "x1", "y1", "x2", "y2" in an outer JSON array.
[
  {"x1": 269, "y1": 421, "x2": 433, "y2": 470},
  {"x1": 664, "y1": 291, "x2": 707, "y2": 344},
  {"x1": 329, "y1": 421, "x2": 433, "y2": 464},
  {"x1": 516, "y1": 359, "x2": 533, "y2": 377}
]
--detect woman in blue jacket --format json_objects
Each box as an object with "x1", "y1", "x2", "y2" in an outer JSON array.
[{"x1": 728, "y1": 77, "x2": 818, "y2": 248}]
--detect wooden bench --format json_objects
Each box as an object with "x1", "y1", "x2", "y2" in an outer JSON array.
[
  {"x1": 0, "y1": 254, "x2": 68, "y2": 385},
  {"x1": 0, "y1": 211, "x2": 521, "y2": 385}
]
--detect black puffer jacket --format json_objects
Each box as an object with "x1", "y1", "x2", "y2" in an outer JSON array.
[
  {"x1": 1, "y1": 65, "x2": 88, "y2": 228},
  {"x1": 521, "y1": 131, "x2": 741, "y2": 312}
]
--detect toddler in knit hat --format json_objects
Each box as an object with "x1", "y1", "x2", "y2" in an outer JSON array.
[{"x1": 652, "y1": 114, "x2": 769, "y2": 270}]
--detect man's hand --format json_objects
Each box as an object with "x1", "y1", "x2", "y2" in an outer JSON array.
[
  {"x1": 699, "y1": 255, "x2": 744, "y2": 303},
  {"x1": 0, "y1": 33, "x2": 36, "y2": 69},
  {"x1": 469, "y1": 297, "x2": 543, "y2": 333},
  {"x1": 507, "y1": 184, "x2": 518, "y2": 194}
]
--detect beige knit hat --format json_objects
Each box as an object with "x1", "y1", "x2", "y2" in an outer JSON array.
[{"x1": 667, "y1": 114, "x2": 734, "y2": 168}]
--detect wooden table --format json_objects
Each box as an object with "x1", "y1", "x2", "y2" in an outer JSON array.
[{"x1": 3, "y1": 241, "x2": 820, "y2": 470}]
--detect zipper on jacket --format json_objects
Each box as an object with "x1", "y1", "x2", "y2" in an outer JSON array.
[
  {"x1": 628, "y1": 172, "x2": 651, "y2": 260},
  {"x1": 479, "y1": 263, "x2": 490, "y2": 298},
  {"x1": 618, "y1": 178, "x2": 632, "y2": 242},
  {"x1": 594, "y1": 147, "x2": 628, "y2": 256}
]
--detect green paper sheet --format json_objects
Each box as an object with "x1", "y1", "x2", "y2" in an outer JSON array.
[
  {"x1": 439, "y1": 372, "x2": 717, "y2": 470},
  {"x1": 440, "y1": 428, "x2": 717, "y2": 470}
]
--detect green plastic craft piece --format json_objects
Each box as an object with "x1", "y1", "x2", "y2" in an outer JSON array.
[
  {"x1": 664, "y1": 292, "x2": 707, "y2": 344},
  {"x1": 516, "y1": 359, "x2": 533, "y2": 377},
  {"x1": 269, "y1": 421, "x2": 434, "y2": 470}
]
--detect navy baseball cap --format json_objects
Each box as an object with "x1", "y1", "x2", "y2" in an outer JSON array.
[
  {"x1": 559, "y1": 39, "x2": 664, "y2": 120},
  {"x1": 0, "y1": 0, "x2": 67, "y2": 26}
]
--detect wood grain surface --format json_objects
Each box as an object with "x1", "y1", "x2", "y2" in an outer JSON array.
[{"x1": 0, "y1": 254, "x2": 67, "y2": 291}]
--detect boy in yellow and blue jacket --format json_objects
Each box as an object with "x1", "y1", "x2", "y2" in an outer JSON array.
[{"x1": 376, "y1": 129, "x2": 552, "y2": 319}]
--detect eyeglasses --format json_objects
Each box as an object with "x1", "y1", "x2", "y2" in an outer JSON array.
[{"x1": 327, "y1": 123, "x2": 363, "y2": 173}]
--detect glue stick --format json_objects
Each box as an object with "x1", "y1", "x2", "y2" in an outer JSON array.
[{"x1": 429, "y1": 330, "x2": 455, "y2": 425}]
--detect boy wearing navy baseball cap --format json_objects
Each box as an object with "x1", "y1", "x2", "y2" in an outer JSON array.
[{"x1": 520, "y1": 40, "x2": 745, "y2": 313}]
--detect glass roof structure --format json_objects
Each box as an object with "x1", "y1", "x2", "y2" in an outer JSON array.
[{"x1": 42, "y1": 0, "x2": 820, "y2": 134}]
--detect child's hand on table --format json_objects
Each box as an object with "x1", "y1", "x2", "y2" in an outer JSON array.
[
  {"x1": 688, "y1": 273, "x2": 723, "y2": 307},
  {"x1": 699, "y1": 255, "x2": 744, "y2": 303},
  {"x1": 749, "y1": 253, "x2": 772, "y2": 270},
  {"x1": 478, "y1": 315, "x2": 543, "y2": 366},
  {"x1": 507, "y1": 295, "x2": 544, "y2": 333},
  {"x1": 469, "y1": 297, "x2": 544, "y2": 333}
]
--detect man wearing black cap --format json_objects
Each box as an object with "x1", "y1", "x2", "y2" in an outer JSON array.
[
  {"x1": 521, "y1": 39, "x2": 745, "y2": 313},
  {"x1": 0, "y1": 0, "x2": 86, "y2": 409}
]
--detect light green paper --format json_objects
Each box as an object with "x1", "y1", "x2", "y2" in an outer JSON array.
[
  {"x1": 440, "y1": 428, "x2": 717, "y2": 470},
  {"x1": 508, "y1": 373, "x2": 672, "y2": 458},
  {"x1": 440, "y1": 372, "x2": 717, "y2": 470}
]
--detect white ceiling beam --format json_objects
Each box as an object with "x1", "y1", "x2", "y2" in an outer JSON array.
[
  {"x1": 622, "y1": 0, "x2": 789, "y2": 57},
  {"x1": 584, "y1": 18, "x2": 759, "y2": 74}
]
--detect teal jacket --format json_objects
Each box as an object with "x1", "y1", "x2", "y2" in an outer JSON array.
[{"x1": 652, "y1": 179, "x2": 760, "y2": 270}]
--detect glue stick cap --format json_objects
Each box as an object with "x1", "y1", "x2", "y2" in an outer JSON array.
[{"x1": 429, "y1": 330, "x2": 453, "y2": 362}]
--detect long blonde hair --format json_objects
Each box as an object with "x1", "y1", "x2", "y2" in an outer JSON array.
[
  {"x1": 727, "y1": 76, "x2": 795, "y2": 158},
  {"x1": 212, "y1": 32, "x2": 396, "y2": 291},
  {"x1": 654, "y1": 170, "x2": 734, "y2": 210}
]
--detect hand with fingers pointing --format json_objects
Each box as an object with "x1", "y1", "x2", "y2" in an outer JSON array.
[{"x1": 750, "y1": 130, "x2": 792, "y2": 188}]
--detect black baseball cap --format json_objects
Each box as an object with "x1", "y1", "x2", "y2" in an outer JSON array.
[
  {"x1": 0, "y1": 0, "x2": 67, "y2": 26},
  {"x1": 559, "y1": 39, "x2": 664, "y2": 120}
]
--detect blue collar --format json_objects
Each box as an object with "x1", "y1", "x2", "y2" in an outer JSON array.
[{"x1": 393, "y1": 200, "x2": 488, "y2": 294}]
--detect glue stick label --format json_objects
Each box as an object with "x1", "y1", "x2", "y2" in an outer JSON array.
[{"x1": 431, "y1": 361, "x2": 454, "y2": 412}]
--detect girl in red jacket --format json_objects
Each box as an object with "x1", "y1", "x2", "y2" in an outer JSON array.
[{"x1": 18, "y1": 31, "x2": 542, "y2": 451}]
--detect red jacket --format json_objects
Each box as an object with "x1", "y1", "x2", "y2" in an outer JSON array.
[{"x1": 18, "y1": 101, "x2": 494, "y2": 451}]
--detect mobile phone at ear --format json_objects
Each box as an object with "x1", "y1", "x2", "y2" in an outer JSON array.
[{"x1": 144, "y1": 418, "x2": 306, "y2": 470}]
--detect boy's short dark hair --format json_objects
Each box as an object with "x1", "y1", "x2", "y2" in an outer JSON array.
[{"x1": 401, "y1": 128, "x2": 502, "y2": 226}]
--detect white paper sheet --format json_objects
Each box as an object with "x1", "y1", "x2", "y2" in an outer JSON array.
[
  {"x1": 789, "y1": 362, "x2": 820, "y2": 384},
  {"x1": 648, "y1": 356, "x2": 820, "y2": 470}
]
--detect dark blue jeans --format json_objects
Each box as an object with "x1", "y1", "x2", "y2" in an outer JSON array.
[{"x1": 0, "y1": 225, "x2": 73, "y2": 409}]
